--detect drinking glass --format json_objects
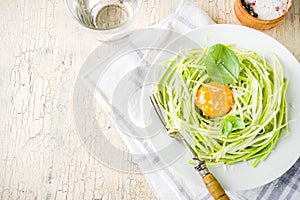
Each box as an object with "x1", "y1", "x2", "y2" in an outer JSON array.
[{"x1": 65, "y1": 0, "x2": 143, "y2": 42}]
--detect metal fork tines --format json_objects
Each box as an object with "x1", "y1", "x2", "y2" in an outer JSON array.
[
  {"x1": 149, "y1": 94, "x2": 209, "y2": 175},
  {"x1": 149, "y1": 94, "x2": 168, "y2": 130},
  {"x1": 149, "y1": 93, "x2": 192, "y2": 145}
]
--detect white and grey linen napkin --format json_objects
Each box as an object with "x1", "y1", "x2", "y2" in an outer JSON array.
[{"x1": 82, "y1": 0, "x2": 300, "y2": 199}]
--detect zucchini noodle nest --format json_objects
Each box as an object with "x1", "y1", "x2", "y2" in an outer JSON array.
[{"x1": 154, "y1": 45, "x2": 288, "y2": 168}]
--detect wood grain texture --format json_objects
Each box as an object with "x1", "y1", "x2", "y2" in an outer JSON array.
[
  {"x1": 0, "y1": 0, "x2": 299, "y2": 200},
  {"x1": 202, "y1": 174, "x2": 229, "y2": 200}
]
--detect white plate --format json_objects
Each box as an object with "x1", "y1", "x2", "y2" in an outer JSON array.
[{"x1": 141, "y1": 24, "x2": 300, "y2": 191}]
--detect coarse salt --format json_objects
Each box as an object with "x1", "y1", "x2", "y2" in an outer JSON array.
[{"x1": 245, "y1": 0, "x2": 289, "y2": 20}]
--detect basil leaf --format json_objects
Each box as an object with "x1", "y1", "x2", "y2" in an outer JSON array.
[
  {"x1": 205, "y1": 44, "x2": 241, "y2": 84},
  {"x1": 222, "y1": 120, "x2": 233, "y2": 138},
  {"x1": 221, "y1": 116, "x2": 245, "y2": 138}
]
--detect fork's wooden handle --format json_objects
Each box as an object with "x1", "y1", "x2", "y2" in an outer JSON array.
[{"x1": 203, "y1": 173, "x2": 230, "y2": 200}]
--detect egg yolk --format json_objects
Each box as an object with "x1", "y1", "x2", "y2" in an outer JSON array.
[{"x1": 195, "y1": 82, "x2": 234, "y2": 118}]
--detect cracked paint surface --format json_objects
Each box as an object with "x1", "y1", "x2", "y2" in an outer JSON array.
[{"x1": 0, "y1": 0, "x2": 299, "y2": 199}]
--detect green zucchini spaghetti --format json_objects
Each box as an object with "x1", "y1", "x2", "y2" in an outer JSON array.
[{"x1": 154, "y1": 44, "x2": 288, "y2": 168}]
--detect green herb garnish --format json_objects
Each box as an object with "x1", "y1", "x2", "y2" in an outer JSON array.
[
  {"x1": 205, "y1": 44, "x2": 241, "y2": 84},
  {"x1": 221, "y1": 115, "x2": 245, "y2": 138}
]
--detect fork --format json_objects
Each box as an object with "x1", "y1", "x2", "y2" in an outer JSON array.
[{"x1": 149, "y1": 94, "x2": 230, "y2": 200}]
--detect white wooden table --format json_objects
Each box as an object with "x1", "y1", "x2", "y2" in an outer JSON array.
[{"x1": 0, "y1": 0, "x2": 299, "y2": 199}]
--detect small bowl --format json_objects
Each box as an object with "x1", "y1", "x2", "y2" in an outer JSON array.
[{"x1": 234, "y1": 0, "x2": 293, "y2": 31}]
